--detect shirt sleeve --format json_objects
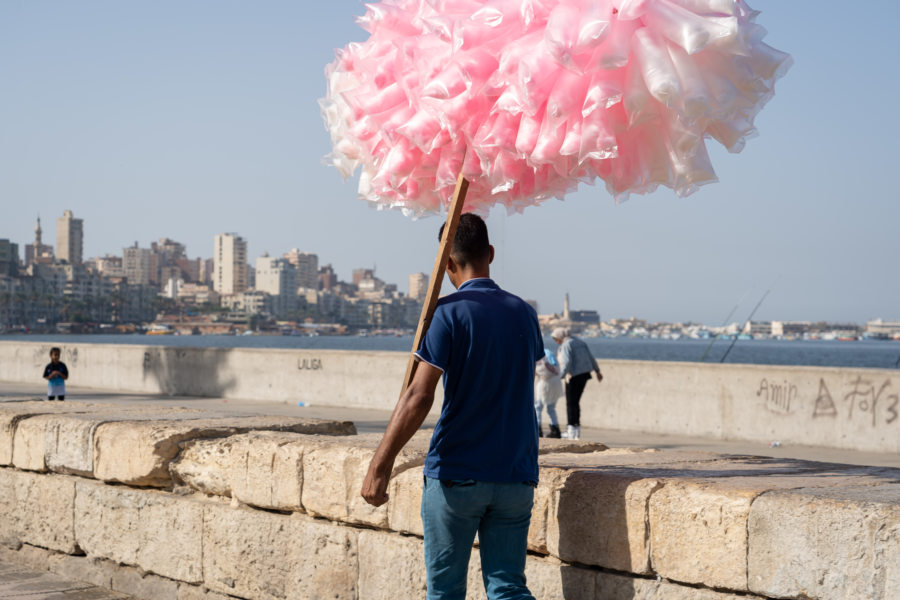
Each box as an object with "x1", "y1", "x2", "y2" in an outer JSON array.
[
  {"x1": 43, "y1": 364, "x2": 51, "y2": 378},
  {"x1": 59, "y1": 363, "x2": 69, "y2": 378},
  {"x1": 415, "y1": 306, "x2": 451, "y2": 373}
]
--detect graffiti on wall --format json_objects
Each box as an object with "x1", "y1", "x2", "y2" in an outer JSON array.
[
  {"x1": 757, "y1": 376, "x2": 898, "y2": 427},
  {"x1": 813, "y1": 376, "x2": 898, "y2": 426},
  {"x1": 298, "y1": 357, "x2": 323, "y2": 371},
  {"x1": 756, "y1": 378, "x2": 799, "y2": 415}
]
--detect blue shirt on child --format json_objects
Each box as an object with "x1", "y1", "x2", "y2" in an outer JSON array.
[{"x1": 415, "y1": 278, "x2": 544, "y2": 483}]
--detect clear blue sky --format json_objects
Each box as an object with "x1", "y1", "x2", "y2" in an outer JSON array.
[{"x1": 1, "y1": 1, "x2": 897, "y2": 324}]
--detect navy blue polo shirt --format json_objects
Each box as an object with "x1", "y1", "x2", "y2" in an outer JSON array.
[{"x1": 415, "y1": 278, "x2": 544, "y2": 483}]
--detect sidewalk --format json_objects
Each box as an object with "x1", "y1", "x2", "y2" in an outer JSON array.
[
  {"x1": 0, "y1": 560, "x2": 128, "y2": 599},
  {"x1": 2, "y1": 381, "x2": 898, "y2": 468}
]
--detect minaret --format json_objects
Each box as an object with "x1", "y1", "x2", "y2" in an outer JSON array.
[
  {"x1": 34, "y1": 216, "x2": 42, "y2": 247},
  {"x1": 563, "y1": 292, "x2": 570, "y2": 321}
]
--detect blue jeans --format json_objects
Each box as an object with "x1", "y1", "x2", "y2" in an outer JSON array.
[{"x1": 421, "y1": 476, "x2": 535, "y2": 600}]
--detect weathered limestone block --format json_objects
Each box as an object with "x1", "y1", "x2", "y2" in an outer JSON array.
[
  {"x1": 202, "y1": 502, "x2": 298, "y2": 600},
  {"x1": 387, "y1": 466, "x2": 425, "y2": 536},
  {"x1": 170, "y1": 436, "x2": 242, "y2": 498},
  {"x1": 0, "y1": 468, "x2": 19, "y2": 546},
  {"x1": 529, "y1": 468, "x2": 571, "y2": 556},
  {"x1": 94, "y1": 416, "x2": 356, "y2": 487},
  {"x1": 110, "y1": 566, "x2": 179, "y2": 600},
  {"x1": 649, "y1": 479, "x2": 759, "y2": 591},
  {"x1": 12, "y1": 408, "x2": 200, "y2": 476},
  {"x1": 48, "y1": 553, "x2": 119, "y2": 590},
  {"x1": 176, "y1": 583, "x2": 234, "y2": 600},
  {"x1": 1, "y1": 542, "x2": 54, "y2": 572},
  {"x1": 301, "y1": 432, "x2": 429, "y2": 528},
  {"x1": 228, "y1": 432, "x2": 309, "y2": 511},
  {"x1": 547, "y1": 469, "x2": 659, "y2": 574},
  {"x1": 74, "y1": 479, "x2": 204, "y2": 584},
  {"x1": 0, "y1": 401, "x2": 101, "y2": 466},
  {"x1": 290, "y1": 515, "x2": 359, "y2": 600},
  {"x1": 748, "y1": 483, "x2": 900, "y2": 600},
  {"x1": 14, "y1": 471, "x2": 77, "y2": 554},
  {"x1": 522, "y1": 556, "x2": 599, "y2": 600},
  {"x1": 358, "y1": 530, "x2": 427, "y2": 600}
]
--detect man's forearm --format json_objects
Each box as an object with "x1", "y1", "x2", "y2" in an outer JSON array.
[{"x1": 370, "y1": 385, "x2": 434, "y2": 475}]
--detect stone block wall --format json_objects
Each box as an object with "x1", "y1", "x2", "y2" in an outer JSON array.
[{"x1": 0, "y1": 399, "x2": 898, "y2": 599}]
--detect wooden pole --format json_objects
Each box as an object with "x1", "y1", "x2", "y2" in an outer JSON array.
[{"x1": 400, "y1": 172, "x2": 469, "y2": 393}]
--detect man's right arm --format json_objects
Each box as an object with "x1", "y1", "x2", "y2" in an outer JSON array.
[{"x1": 361, "y1": 361, "x2": 442, "y2": 507}]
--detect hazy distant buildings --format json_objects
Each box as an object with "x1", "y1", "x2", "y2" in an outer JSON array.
[
  {"x1": 318, "y1": 264, "x2": 337, "y2": 291},
  {"x1": 56, "y1": 210, "x2": 83, "y2": 266},
  {"x1": 283, "y1": 249, "x2": 318, "y2": 290},
  {"x1": 256, "y1": 255, "x2": 297, "y2": 317},
  {"x1": 123, "y1": 244, "x2": 156, "y2": 286},
  {"x1": 92, "y1": 254, "x2": 125, "y2": 279},
  {"x1": 24, "y1": 217, "x2": 54, "y2": 267},
  {"x1": 352, "y1": 268, "x2": 374, "y2": 286},
  {"x1": 865, "y1": 318, "x2": 900, "y2": 339},
  {"x1": 408, "y1": 272, "x2": 428, "y2": 301},
  {"x1": 0, "y1": 239, "x2": 19, "y2": 277},
  {"x1": 214, "y1": 233, "x2": 248, "y2": 295}
]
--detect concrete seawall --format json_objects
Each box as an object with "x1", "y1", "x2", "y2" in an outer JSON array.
[
  {"x1": 1, "y1": 341, "x2": 898, "y2": 453},
  {"x1": 0, "y1": 399, "x2": 898, "y2": 600}
]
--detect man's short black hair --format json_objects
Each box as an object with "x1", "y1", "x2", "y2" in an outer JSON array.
[
  {"x1": 439, "y1": 213, "x2": 491, "y2": 267},
  {"x1": 50, "y1": 347, "x2": 61, "y2": 356}
]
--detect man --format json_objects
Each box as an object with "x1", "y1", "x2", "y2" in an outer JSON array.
[
  {"x1": 362, "y1": 213, "x2": 543, "y2": 600},
  {"x1": 551, "y1": 327, "x2": 603, "y2": 440}
]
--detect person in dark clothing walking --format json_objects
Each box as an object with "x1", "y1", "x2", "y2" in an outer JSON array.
[{"x1": 551, "y1": 328, "x2": 602, "y2": 439}]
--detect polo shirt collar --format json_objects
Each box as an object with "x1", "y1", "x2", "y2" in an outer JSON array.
[{"x1": 457, "y1": 277, "x2": 498, "y2": 291}]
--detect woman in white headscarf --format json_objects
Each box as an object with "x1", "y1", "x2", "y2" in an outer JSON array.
[
  {"x1": 551, "y1": 327, "x2": 603, "y2": 440},
  {"x1": 534, "y1": 348, "x2": 563, "y2": 438}
]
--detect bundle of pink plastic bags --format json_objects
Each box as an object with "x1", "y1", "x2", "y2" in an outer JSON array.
[{"x1": 321, "y1": 0, "x2": 791, "y2": 216}]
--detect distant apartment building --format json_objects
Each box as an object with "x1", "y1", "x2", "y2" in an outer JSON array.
[
  {"x1": 213, "y1": 233, "x2": 248, "y2": 295},
  {"x1": 177, "y1": 283, "x2": 219, "y2": 306},
  {"x1": 123, "y1": 244, "x2": 158, "y2": 286},
  {"x1": 283, "y1": 249, "x2": 319, "y2": 290},
  {"x1": 770, "y1": 321, "x2": 810, "y2": 337},
  {"x1": 0, "y1": 239, "x2": 19, "y2": 277},
  {"x1": 318, "y1": 264, "x2": 337, "y2": 291},
  {"x1": 352, "y1": 268, "x2": 375, "y2": 286},
  {"x1": 153, "y1": 238, "x2": 187, "y2": 262},
  {"x1": 56, "y1": 210, "x2": 83, "y2": 266},
  {"x1": 222, "y1": 290, "x2": 268, "y2": 315},
  {"x1": 866, "y1": 318, "x2": 900, "y2": 339},
  {"x1": 256, "y1": 255, "x2": 297, "y2": 317},
  {"x1": 743, "y1": 321, "x2": 774, "y2": 336},
  {"x1": 24, "y1": 217, "x2": 54, "y2": 267},
  {"x1": 92, "y1": 254, "x2": 125, "y2": 279},
  {"x1": 408, "y1": 272, "x2": 428, "y2": 301}
]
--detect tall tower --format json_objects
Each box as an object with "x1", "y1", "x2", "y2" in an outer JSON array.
[
  {"x1": 563, "y1": 292, "x2": 570, "y2": 321},
  {"x1": 56, "y1": 210, "x2": 83, "y2": 266},
  {"x1": 214, "y1": 233, "x2": 248, "y2": 295},
  {"x1": 35, "y1": 217, "x2": 43, "y2": 247}
]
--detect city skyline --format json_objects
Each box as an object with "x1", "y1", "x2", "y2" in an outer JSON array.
[
  {"x1": 0, "y1": 210, "x2": 892, "y2": 327},
  {"x1": 2, "y1": 2, "x2": 899, "y2": 324}
]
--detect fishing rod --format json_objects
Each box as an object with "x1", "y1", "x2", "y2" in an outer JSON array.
[
  {"x1": 720, "y1": 278, "x2": 779, "y2": 364},
  {"x1": 700, "y1": 292, "x2": 747, "y2": 362}
]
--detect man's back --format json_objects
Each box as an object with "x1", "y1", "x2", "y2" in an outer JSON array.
[{"x1": 416, "y1": 278, "x2": 544, "y2": 483}]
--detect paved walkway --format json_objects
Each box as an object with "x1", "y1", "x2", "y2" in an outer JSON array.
[
  {"x1": 0, "y1": 560, "x2": 127, "y2": 599},
  {"x1": 2, "y1": 381, "x2": 898, "y2": 468}
]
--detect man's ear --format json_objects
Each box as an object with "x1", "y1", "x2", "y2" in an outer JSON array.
[
  {"x1": 488, "y1": 245, "x2": 495, "y2": 265},
  {"x1": 446, "y1": 254, "x2": 458, "y2": 273}
]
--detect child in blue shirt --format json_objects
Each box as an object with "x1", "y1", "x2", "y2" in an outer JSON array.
[{"x1": 43, "y1": 347, "x2": 68, "y2": 401}]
